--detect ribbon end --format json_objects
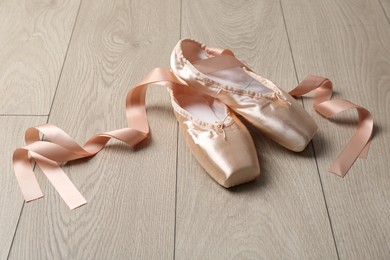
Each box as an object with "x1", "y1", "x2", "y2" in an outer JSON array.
[
  {"x1": 24, "y1": 193, "x2": 44, "y2": 202},
  {"x1": 328, "y1": 165, "x2": 347, "y2": 178},
  {"x1": 60, "y1": 190, "x2": 88, "y2": 210},
  {"x1": 68, "y1": 199, "x2": 87, "y2": 210}
]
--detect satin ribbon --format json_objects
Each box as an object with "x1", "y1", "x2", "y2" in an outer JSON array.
[
  {"x1": 13, "y1": 68, "x2": 187, "y2": 209},
  {"x1": 12, "y1": 66, "x2": 373, "y2": 209},
  {"x1": 288, "y1": 76, "x2": 373, "y2": 177},
  {"x1": 194, "y1": 45, "x2": 373, "y2": 176}
]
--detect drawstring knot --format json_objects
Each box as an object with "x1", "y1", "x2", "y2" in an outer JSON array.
[
  {"x1": 214, "y1": 113, "x2": 230, "y2": 141},
  {"x1": 271, "y1": 92, "x2": 291, "y2": 108}
]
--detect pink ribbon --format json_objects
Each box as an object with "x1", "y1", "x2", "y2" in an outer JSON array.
[
  {"x1": 193, "y1": 45, "x2": 373, "y2": 176},
  {"x1": 12, "y1": 69, "x2": 373, "y2": 209},
  {"x1": 13, "y1": 68, "x2": 187, "y2": 209},
  {"x1": 288, "y1": 75, "x2": 373, "y2": 177}
]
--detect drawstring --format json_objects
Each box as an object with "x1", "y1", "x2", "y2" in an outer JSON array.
[
  {"x1": 215, "y1": 113, "x2": 230, "y2": 141},
  {"x1": 271, "y1": 92, "x2": 291, "y2": 108}
]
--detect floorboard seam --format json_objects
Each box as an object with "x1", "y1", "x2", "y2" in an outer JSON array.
[
  {"x1": 309, "y1": 142, "x2": 340, "y2": 259},
  {"x1": 173, "y1": 122, "x2": 179, "y2": 260},
  {"x1": 173, "y1": 1, "x2": 182, "y2": 259},
  {"x1": 5, "y1": 1, "x2": 83, "y2": 259},
  {"x1": 46, "y1": 0, "x2": 83, "y2": 120},
  {"x1": 6, "y1": 199, "x2": 25, "y2": 259},
  {"x1": 378, "y1": 0, "x2": 390, "y2": 25},
  {"x1": 279, "y1": 0, "x2": 340, "y2": 259}
]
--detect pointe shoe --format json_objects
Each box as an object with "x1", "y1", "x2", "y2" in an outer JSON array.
[
  {"x1": 170, "y1": 39, "x2": 318, "y2": 152},
  {"x1": 168, "y1": 77, "x2": 260, "y2": 187},
  {"x1": 13, "y1": 68, "x2": 260, "y2": 209}
]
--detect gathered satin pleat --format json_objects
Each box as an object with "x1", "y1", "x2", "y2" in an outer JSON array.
[
  {"x1": 12, "y1": 67, "x2": 373, "y2": 209},
  {"x1": 288, "y1": 76, "x2": 373, "y2": 177},
  {"x1": 177, "y1": 40, "x2": 373, "y2": 177},
  {"x1": 13, "y1": 68, "x2": 186, "y2": 209}
]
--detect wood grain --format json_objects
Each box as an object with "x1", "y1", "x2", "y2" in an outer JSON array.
[
  {"x1": 379, "y1": 0, "x2": 390, "y2": 22},
  {"x1": 8, "y1": 0, "x2": 180, "y2": 259},
  {"x1": 176, "y1": 0, "x2": 338, "y2": 258},
  {"x1": 3, "y1": 0, "x2": 389, "y2": 259},
  {"x1": 282, "y1": 0, "x2": 390, "y2": 258},
  {"x1": 0, "y1": 0, "x2": 80, "y2": 115},
  {"x1": 0, "y1": 116, "x2": 47, "y2": 259}
]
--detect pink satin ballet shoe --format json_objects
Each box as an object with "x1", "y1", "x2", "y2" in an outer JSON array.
[
  {"x1": 14, "y1": 68, "x2": 260, "y2": 209},
  {"x1": 168, "y1": 75, "x2": 260, "y2": 187},
  {"x1": 171, "y1": 39, "x2": 318, "y2": 152},
  {"x1": 12, "y1": 67, "x2": 373, "y2": 210}
]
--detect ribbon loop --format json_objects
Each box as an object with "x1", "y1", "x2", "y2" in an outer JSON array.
[
  {"x1": 289, "y1": 76, "x2": 373, "y2": 177},
  {"x1": 13, "y1": 70, "x2": 374, "y2": 209},
  {"x1": 205, "y1": 46, "x2": 235, "y2": 57},
  {"x1": 13, "y1": 68, "x2": 187, "y2": 209}
]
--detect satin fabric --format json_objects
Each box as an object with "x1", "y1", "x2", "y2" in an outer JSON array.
[
  {"x1": 170, "y1": 85, "x2": 260, "y2": 187},
  {"x1": 171, "y1": 39, "x2": 373, "y2": 177},
  {"x1": 12, "y1": 40, "x2": 374, "y2": 209},
  {"x1": 289, "y1": 76, "x2": 373, "y2": 177},
  {"x1": 13, "y1": 68, "x2": 185, "y2": 209},
  {"x1": 170, "y1": 39, "x2": 318, "y2": 152},
  {"x1": 13, "y1": 68, "x2": 260, "y2": 209}
]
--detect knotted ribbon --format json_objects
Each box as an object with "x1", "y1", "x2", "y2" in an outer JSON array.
[
  {"x1": 13, "y1": 68, "x2": 187, "y2": 209},
  {"x1": 288, "y1": 76, "x2": 373, "y2": 176},
  {"x1": 13, "y1": 67, "x2": 373, "y2": 209},
  {"x1": 196, "y1": 45, "x2": 373, "y2": 176}
]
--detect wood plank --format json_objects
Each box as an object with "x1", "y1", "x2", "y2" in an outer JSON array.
[
  {"x1": 176, "y1": 0, "x2": 338, "y2": 258},
  {"x1": 0, "y1": 0, "x2": 80, "y2": 115},
  {"x1": 8, "y1": 0, "x2": 180, "y2": 259},
  {"x1": 379, "y1": 0, "x2": 390, "y2": 22},
  {"x1": 282, "y1": 0, "x2": 390, "y2": 258},
  {"x1": 0, "y1": 116, "x2": 47, "y2": 259}
]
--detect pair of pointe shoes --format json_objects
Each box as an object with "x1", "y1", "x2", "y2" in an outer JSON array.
[
  {"x1": 12, "y1": 38, "x2": 372, "y2": 209},
  {"x1": 161, "y1": 39, "x2": 318, "y2": 187}
]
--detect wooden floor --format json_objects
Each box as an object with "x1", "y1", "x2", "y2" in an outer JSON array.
[{"x1": 1, "y1": 0, "x2": 389, "y2": 259}]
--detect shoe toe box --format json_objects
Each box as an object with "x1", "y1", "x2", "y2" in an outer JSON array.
[{"x1": 180, "y1": 116, "x2": 260, "y2": 187}]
